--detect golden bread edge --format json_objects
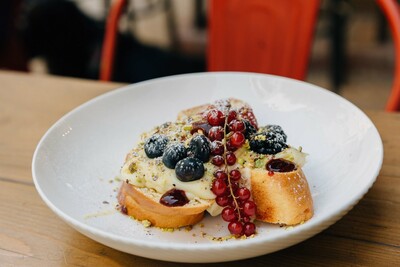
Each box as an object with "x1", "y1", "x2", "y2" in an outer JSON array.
[
  {"x1": 250, "y1": 167, "x2": 314, "y2": 225},
  {"x1": 118, "y1": 181, "x2": 210, "y2": 228}
]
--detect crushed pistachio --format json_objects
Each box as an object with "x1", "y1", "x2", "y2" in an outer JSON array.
[
  {"x1": 254, "y1": 134, "x2": 266, "y2": 141},
  {"x1": 128, "y1": 162, "x2": 137, "y2": 173},
  {"x1": 160, "y1": 227, "x2": 175, "y2": 232},
  {"x1": 141, "y1": 220, "x2": 152, "y2": 228},
  {"x1": 254, "y1": 157, "x2": 267, "y2": 168},
  {"x1": 243, "y1": 140, "x2": 250, "y2": 149},
  {"x1": 238, "y1": 158, "x2": 246, "y2": 165},
  {"x1": 183, "y1": 124, "x2": 193, "y2": 131}
]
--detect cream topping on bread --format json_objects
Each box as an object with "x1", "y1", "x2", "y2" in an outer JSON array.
[
  {"x1": 234, "y1": 146, "x2": 307, "y2": 170},
  {"x1": 120, "y1": 121, "x2": 217, "y2": 200}
]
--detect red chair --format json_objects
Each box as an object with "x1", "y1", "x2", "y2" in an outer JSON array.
[
  {"x1": 207, "y1": 0, "x2": 320, "y2": 81},
  {"x1": 376, "y1": 0, "x2": 400, "y2": 112},
  {"x1": 100, "y1": 0, "x2": 127, "y2": 81}
]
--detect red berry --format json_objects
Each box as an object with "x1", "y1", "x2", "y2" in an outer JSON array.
[
  {"x1": 214, "y1": 170, "x2": 228, "y2": 180},
  {"x1": 221, "y1": 207, "x2": 237, "y2": 222},
  {"x1": 208, "y1": 126, "x2": 224, "y2": 141},
  {"x1": 229, "y1": 169, "x2": 241, "y2": 181},
  {"x1": 243, "y1": 222, "x2": 256, "y2": 236},
  {"x1": 211, "y1": 155, "x2": 224, "y2": 166},
  {"x1": 211, "y1": 141, "x2": 224, "y2": 155},
  {"x1": 226, "y1": 140, "x2": 238, "y2": 152},
  {"x1": 207, "y1": 109, "x2": 225, "y2": 126},
  {"x1": 239, "y1": 108, "x2": 258, "y2": 130},
  {"x1": 242, "y1": 215, "x2": 251, "y2": 223},
  {"x1": 228, "y1": 221, "x2": 243, "y2": 235},
  {"x1": 237, "y1": 187, "x2": 251, "y2": 201},
  {"x1": 216, "y1": 195, "x2": 230, "y2": 207},
  {"x1": 211, "y1": 178, "x2": 227, "y2": 196},
  {"x1": 230, "y1": 132, "x2": 245, "y2": 148},
  {"x1": 229, "y1": 120, "x2": 245, "y2": 132},
  {"x1": 226, "y1": 152, "x2": 236, "y2": 165},
  {"x1": 243, "y1": 200, "x2": 257, "y2": 216},
  {"x1": 227, "y1": 110, "x2": 237, "y2": 123},
  {"x1": 230, "y1": 181, "x2": 239, "y2": 192}
]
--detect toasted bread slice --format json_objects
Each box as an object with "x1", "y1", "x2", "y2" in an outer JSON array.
[
  {"x1": 177, "y1": 98, "x2": 258, "y2": 127},
  {"x1": 250, "y1": 167, "x2": 313, "y2": 225},
  {"x1": 118, "y1": 181, "x2": 211, "y2": 228}
]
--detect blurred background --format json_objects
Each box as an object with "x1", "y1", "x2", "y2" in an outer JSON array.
[{"x1": 0, "y1": 0, "x2": 394, "y2": 110}]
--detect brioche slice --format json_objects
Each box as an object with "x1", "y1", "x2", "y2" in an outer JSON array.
[
  {"x1": 118, "y1": 181, "x2": 212, "y2": 228},
  {"x1": 177, "y1": 98, "x2": 258, "y2": 127},
  {"x1": 177, "y1": 98, "x2": 243, "y2": 120},
  {"x1": 250, "y1": 167, "x2": 313, "y2": 225}
]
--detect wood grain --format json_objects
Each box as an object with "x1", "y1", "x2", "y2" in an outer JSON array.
[
  {"x1": 0, "y1": 71, "x2": 399, "y2": 266},
  {"x1": 0, "y1": 71, "x2": 124, "y2": 183}
]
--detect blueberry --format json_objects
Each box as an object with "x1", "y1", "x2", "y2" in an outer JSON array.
[
  {"x1": 175, "y1": 157, "x2": 205, "y2": 182},
  {"x1": 243, "y1": 119, "x2": 257, "y2": 140},
  {"x1": 188, "y1": 135, "x2": 211, "y2": 162},
  {"x1": 144, "y1": 134, "x2": 168, "y2": 158},
  {"x1": 260, "y1": 125, "x2": 287, "y2": 142},
  {"x1": 249, "y1": 131, "x2": 287, "y2": 154},
  {"x1": 162, "y1": 143, "x2": 187, "y2": 169}
]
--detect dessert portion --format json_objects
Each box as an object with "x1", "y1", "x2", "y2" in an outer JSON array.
[
  {"x1": 117, "y1": 99, "x2": 313, "y2": 236},
  {"x1": 118, "y1": 122, "x2": 215, "y2": 228}
]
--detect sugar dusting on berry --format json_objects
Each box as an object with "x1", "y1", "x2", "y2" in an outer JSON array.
[{"x1": 144, "y1": 134, "x2": 169, "y2": 158}]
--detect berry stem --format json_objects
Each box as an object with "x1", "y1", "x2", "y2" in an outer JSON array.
[{"x1": 222, "y1": 106, "x2": 242, "y2": 222}]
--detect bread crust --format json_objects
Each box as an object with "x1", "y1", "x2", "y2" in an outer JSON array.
[
  {"x1": 118, "y1": 181, "x2": 210, "y2": 228},
  {"x1": 250, "y1": 167, "x2": 313, "y2": 225}
]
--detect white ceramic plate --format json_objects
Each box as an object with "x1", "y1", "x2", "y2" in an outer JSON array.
[{"x1": 32, "y1": 72, "x2": 383, "y2": 263}]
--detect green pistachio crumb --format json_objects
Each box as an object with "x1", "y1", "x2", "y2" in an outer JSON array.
[
  {"x1": 183, "y1": 124, "x2": 193, "y2": 131},
  {"x1": 141, "y1": 220, "x2": 152, "y2": 228},
  {"x1": 128, "y1": 162, "x2": 137, "y2": 173}
]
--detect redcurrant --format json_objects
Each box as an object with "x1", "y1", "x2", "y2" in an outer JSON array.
[
  {"x1": 214, "y1": 170, "x2": 228, "y2": 180},
  {"x1": 226, "y1": 140, "x2": 238, "y2": 152},
  {"x1": 236, "y1": 187, "x2": 251, "y2": 201},
  {"x1": 243, "y1": 200, "x2": 257, "y2": 216},
  {"x1": 227, "y1": 110, "x2": 237, "y2": 123},
  {"x1": 243, "y1": 222, "x2": 256, "y2": 236},
  {"x1": 211, "y1": 178, "x2": 227, "y2": 196},
  {"x1": 221, "y1": 207, "x2": 237, "y2": 222},
  {"x1": 230, "y1": 132, "x2": 245, "y2": 147},
  {"x1": 229, "y1": 120, "x2": 245, "y2": 132},
  {"x1": 226, "y1": 152, "x2": 236, "y2": 165},
  {"x1": 210, "y1": 141, "x2": 224, "y2": 155},
  {"x1": 208, "y1": 126, "x2": 224, "y2": 141},
  {"x1": 229, "y1": 169, "x2": 241, "y2": 181},
  {"x1": 228, "y1": 221, "x2": 243, "y2": 235},
  {"x1": 207, "y1": 109, "x2": 225, "y2": 126},
  {"x1": 211, "y1": 155, "x2": 224, "y2": 166},
  {"x1": 216, "y1": 195, "x2": 230, "y2": 207}
]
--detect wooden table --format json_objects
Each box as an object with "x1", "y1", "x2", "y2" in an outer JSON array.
[{"x1": 1, "y1": 71, "x2": 399, "y2": 266}]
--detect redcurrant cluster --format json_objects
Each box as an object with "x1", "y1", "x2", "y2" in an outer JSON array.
[{"x1": 206, "y1": 108, "x2": 257, "y2": 237}]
